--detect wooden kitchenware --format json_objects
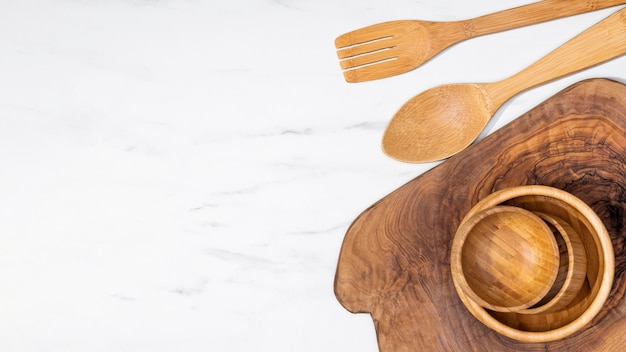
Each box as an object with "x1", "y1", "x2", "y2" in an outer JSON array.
[
  {"x1": 334, "y1": 78, "x2": 626, "y2": 351},
  {"x1": 453, "y1": 186, "x2": 612, "y2": 342},
  {"x1": 335, "y1": 0, "x2": 626, "y2": 82},
  {"x1": 381, "y1": 7, "x2": 626, "y2": 163},
  {"x1": 451, "y1": 205, "x2": 561, "y2": 313},
  {"x1": 517, "y1": 212, "x2": 587, "y2": 315}
]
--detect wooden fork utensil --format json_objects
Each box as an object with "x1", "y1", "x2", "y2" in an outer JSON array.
[{"x1": 335, "y1": 0, "x2": 626, "y2": 82}]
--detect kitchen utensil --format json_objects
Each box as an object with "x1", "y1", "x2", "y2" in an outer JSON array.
[
  {"x1": 451, "y1": 205, "x2": 560, "y2": 313},
  {"x1": 382, "y1": 7, "x2": 626, "y2": 163},
  {"x1": 335, "y1": 0, "x2": 626, "y2": 82}
]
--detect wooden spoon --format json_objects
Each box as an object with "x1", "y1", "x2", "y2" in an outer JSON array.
[
  {"x1": 382, "y1": 8, "x2": 626, "y2": 163},
  {"x1": 336, "y1": 0, "x2": 626, "y2": 82}
]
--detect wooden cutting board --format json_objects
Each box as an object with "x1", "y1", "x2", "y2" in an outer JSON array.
[{"x1": 335, "y1": 78, "x2": 626, "y2": 351}]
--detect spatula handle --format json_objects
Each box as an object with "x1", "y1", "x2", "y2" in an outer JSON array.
[
  {"x1": 487, "y1": 8, "x2": 626, "y2": 108},
  {"x1": 467, "y1": 0, "x2": 625, "y2": 37}
]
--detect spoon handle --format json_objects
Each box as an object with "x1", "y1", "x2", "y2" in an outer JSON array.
[
  {"x1": 486, "y1": 7, "x2": 626, "y2": 108},
  {"x1": 466, "y1": 0, "x2": 626, "y2": 38}
]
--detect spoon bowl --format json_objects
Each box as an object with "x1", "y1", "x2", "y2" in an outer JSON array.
[{"x1": 382, "y1": 84, "x2": 493, "y2": 162}]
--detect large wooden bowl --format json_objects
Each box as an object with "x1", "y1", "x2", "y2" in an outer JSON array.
[
  {"x1": 453, "y1": 186, "x2": 613, "y2": 342},
  {"x1": 334, "y1": 79, "x2": 626, "y2": 351}
]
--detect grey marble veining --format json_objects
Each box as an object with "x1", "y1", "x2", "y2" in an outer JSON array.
[{"x1": 1, "y1": 0, "x2": 625, "y2": 351}]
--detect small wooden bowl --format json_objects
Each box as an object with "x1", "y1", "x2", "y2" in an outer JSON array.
[
  {"x1": 516, "y1": 212, "x2": 587, "y2": 315},
  {"x1": 451, "y1": 206, "x2": 560, "y2": 312},
  {"x1": 452, "y1": 185, "x2": 614, "y2": 342}
]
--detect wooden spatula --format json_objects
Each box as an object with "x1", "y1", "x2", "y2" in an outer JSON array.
[{"x1": 336, "y1": 0, "x2": 626, "y2": 83}]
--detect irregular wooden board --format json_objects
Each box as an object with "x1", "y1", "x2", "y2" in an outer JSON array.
[{"x1": 335, "y1": 78, "x2": 626, "y2": 351}]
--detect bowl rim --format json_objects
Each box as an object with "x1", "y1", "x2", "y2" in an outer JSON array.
[{"x1": 452, "y1": 185, "x2": 614, "y2": 343}]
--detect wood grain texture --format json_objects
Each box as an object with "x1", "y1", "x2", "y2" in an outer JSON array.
[
  {"x1": 335, "y1": 0, "x2": 626, "y2": 82},
  {"x1": 452, "y1": 186, "x2": 613, "y2": 342},
  {"x1": 518, "y1": 212, "x2": 588, "y2": 315},
  {"x1": 382, "y1": 8, "x2": 626, "y2": 163},
  {"x1": 451, "y1": 206, "x2": 561, "y2": 313},
  {"x1": 334, "y1": 78, "x2": 626, "y2": 351}
]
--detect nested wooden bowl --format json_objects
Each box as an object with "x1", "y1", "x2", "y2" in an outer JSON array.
[
  {"x1": 516, "y1": 212, "x2": 587, "y2": 315},
  {"x1": 451, "y1": 185, "x2": 614, "y2": 342},
  {"x1": 451, "y1": 206, "x2": 561, "y2": 312}
]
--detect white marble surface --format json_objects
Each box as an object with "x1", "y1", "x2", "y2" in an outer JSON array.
[{"x1": 1, "y1": 1, "x2": 625, "y2": 350}]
